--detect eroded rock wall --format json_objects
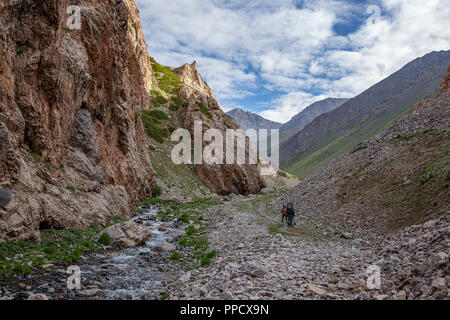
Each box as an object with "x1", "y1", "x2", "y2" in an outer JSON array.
[{"x1": 0, "y1": 0, "x2": 154, "y2": 241}]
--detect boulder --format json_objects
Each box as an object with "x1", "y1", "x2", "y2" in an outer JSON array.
[{"x1": 102, "y1": 220, "x2": 151, "y2": 248}]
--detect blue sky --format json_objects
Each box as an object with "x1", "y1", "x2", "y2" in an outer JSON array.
[{"x1": 135, "y1": 0, "x2": 450, "y2": 123}]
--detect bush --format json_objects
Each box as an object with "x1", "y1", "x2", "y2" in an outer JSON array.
[
  {"x1": 98, "y1": 233, "x2": 111, "y2": 246},
  {"x1": 152, "y1": 184, "x2": 162, "y2": 197},
  {"x1": 169, "y1": 104, "x2": 179, "y2": 111},
  {"x1": 16, "y1": 45, "x2": 27, "y2": 55}
]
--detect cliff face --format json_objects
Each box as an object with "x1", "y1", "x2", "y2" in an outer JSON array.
[
  {"x1": 174, "y1": 62, "x2": 264, "y2": 195},
  {"x1": 0, "y1": 0, "x2": 154, "y2": 241}
]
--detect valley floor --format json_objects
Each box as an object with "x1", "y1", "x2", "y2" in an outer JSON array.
[{"x1": 0, "y1": 193, "x2": 448, "y2": 300}]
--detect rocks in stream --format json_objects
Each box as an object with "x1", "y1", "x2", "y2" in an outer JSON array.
[{"x1": 102, "y1": 221, "x2": 151, "y2": 248}]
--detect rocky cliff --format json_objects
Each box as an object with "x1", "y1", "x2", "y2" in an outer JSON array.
[
  {"x1": 0, "y1": 0, "x2": 155, "y2": 242},
  {"x1": 174, "y1": 62, "x2": 264, "y2": 195}
]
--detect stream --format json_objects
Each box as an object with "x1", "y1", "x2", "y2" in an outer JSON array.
[
  {"x1": 75, "y1": 204, "x2": 185, "y2": 300},
  {"x1": 0, "y1": 204, "x2": 186, "y2": 300}
]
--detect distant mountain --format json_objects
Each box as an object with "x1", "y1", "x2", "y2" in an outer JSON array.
[
  {"x1": 279, "y1": 98, "x2": 349, "y2": 143},
  {"x1": 281, "y1": 50, "x2": 450, "y2": 179},
  {"x1": 227, "y1": 108, "x2": 282, "y2": 132}
]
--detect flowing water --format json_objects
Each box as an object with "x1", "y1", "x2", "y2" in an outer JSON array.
[{"x1": 71, "y1": 204, "x2": 184, "y2": 300}]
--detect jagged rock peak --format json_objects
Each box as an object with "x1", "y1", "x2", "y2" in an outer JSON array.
[
  {"x1": 441, "y1": 61, "x2": 450, "y2": 93},
  {"x1": 174, "y1": 61, "x2": 215, "y2": 99}
]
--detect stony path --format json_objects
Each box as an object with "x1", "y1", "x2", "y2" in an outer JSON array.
[
  {"x1": 167, "y1": 201, "x2": 383, "y2": 300},
  {"x1": 1, "y1": 195, "x2": 448, "y2": 300}
]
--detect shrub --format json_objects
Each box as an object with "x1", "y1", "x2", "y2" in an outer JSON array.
[
  {"x1": 16, "y1": 45, "x2": 27, "y2": 55},
  {"x1": 197, "y1": 102, "x2": 213, "y2": 119},
  {"x1": 98, "y1": 233, "x2": 111, "y2": 246},
  {"x1": 169, "y1": 104, "x2": 179, "y2": 111},
  {"x1": 152, "y1": 184, "x2": 163, "y2": 197}
]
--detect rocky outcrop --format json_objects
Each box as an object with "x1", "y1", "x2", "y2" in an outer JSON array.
[
  {"x1": 0, "y1": 0, "x2": 154, "y2": 242},
  {"x1": 174, "y1": 62, "x2": 264, "y2": 195},
  {"x1": 441, "y1": 61, "x2": 450, "y2": 93},
  {"x1": 174, "y1": 62, "x2": 215, "y2": 99}
]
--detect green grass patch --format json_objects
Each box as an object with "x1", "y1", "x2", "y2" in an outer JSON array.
[
  {"x1": 0, "y1": 225, "x2": 104, "y2": 275},
  {"x1": 151, "y1": 58, "x2": 183, "y2": 93},
  {"x1": 170, "y1": 251, "x2": 182, "y2": 260},
  {"x1": 138, "y1": 110, "x2": 169, "y2": 143}
]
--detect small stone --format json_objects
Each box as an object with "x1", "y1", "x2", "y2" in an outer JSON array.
[
  {"x1": 375, "y1": 294, "x2": 388, "y2": 300},
  {"x1": 394, "y1": 291, "x2": 406, "y2": 300},
  {"x1": 423, "y1": 220, "x2": 437, "y2": 229},
  {"x1": 341, "y1": 232, "x2": 354, "y2": 239},
  {"x1": 431, "y1": 278, "x2": 446, "y2": 289},
  {"x1": 431, "y1": 252, "x2": 448, "y2": 269},
  {"x1": 308, "y1": 284, "x2": 326, "y2": 296},
  {"x1": 408, "y1": 238, "x2": 416, "y2": 246}
]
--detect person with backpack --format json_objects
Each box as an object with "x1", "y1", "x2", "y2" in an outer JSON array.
[
  {"x1": 286, "y1": 202, "x2": 295, "y2": 227},
  {"x1": 281, "y1": 205, "x2": 287, "y2": 222}
]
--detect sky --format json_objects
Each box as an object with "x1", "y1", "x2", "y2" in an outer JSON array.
[{"x1": 135, "y1": 0, "x2": 450, "y2": 123}]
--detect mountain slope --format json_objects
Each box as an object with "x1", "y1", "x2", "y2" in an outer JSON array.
[
  {"x1": 279, "y1": 98, "x2": 349, "y2": 143},
  {"x1": 281, "y1": 50, "x2": 450, "y2": 179},
  {"x1": 227, "y1": 109, "x2": 282, "y2": 132},
  {"x1": 276, "y1": 66, "x2": 450, "y2": 236}
]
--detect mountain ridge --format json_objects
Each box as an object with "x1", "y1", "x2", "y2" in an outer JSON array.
[{"x1": 281, "y1": 50, "x2": 450, "y2": 178}]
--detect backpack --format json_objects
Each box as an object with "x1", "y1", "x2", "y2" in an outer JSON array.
[{"x1": 286, "y1": 202, "x2": 294, "y2": 215}]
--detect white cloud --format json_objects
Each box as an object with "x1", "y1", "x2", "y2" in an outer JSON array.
[{"x1": 136, "y1": 0, "x2": 450, "y2": 123}]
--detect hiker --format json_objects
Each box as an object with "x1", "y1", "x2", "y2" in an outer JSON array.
[
  {"x1": 286, "y1": 202, "x2": 295, "y2": 227},
  {"x1": 0, "y1": 187, "x2": 12, "y2": 208},
  {"x1": 281, "y1": 205, "x2": 287, "y2": 222}
]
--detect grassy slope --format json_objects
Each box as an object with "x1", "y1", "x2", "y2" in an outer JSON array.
[{"x1": 283, "y1": 94, "x2": 428, "y2": 179}]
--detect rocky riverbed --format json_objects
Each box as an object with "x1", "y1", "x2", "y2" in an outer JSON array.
[{"x1": 0, "y1": 194, "x2": 448, "y2": 300}]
